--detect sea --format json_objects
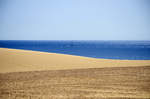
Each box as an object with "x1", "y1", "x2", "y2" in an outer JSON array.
[{"x1": 0, "y1": 40, "x2": 150, "y2": 60}]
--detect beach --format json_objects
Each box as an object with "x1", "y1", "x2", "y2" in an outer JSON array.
[{"x1": 0, "y1": 48, "x2": 150, "y2": 99}]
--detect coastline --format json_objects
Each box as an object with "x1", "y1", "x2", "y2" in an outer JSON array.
[{"x1": 0, "y1": 48, "x2": 150, "y2": 73}]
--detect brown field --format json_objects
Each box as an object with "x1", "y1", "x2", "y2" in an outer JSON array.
[
  {"x1": 0, "y1": 66, "x2": 150, "y2": 99},
  {"x1": 0, "y1": 48, "x2": 150, "y2": 99}
]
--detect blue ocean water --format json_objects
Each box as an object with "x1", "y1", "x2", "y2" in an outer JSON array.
[{"x1": 0, "y1": 40, "x2": 150, "y2": 60}]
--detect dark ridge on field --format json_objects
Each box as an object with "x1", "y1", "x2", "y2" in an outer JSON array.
[{"x1": 0, "y1": 66, "x2": 150, "y2": 99}]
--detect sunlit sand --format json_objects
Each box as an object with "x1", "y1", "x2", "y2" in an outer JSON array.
[
  {"x1": 0, "y1": 48, "x2": 150, "y2": 99},
  {"x1": 0, "y1": 48, "x2": 150, "y2": 73}
]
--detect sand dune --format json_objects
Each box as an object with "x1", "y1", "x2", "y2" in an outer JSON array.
[
  {"x1": 0, "y1": 48, "x2": 150, "y2": 73},
  {"x1": 0, "y1": 48, "x2": 150, "y2": 99}
]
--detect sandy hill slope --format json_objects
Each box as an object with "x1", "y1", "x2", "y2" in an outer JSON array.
[
  {"x1": 0, "y1": 48, "x2": 150, "y2": 99},
  {"x1": 0, "y1": 48, "x2": 150, "y2": 73}
]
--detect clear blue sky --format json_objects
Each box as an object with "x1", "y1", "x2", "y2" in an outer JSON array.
[{"x1": 0, "y1": 0, "x2": 150, "y2": 40}]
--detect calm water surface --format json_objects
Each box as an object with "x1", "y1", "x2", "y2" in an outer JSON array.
[{"x1": 0, "y1": 40, "x2": 150, "y2": 60}]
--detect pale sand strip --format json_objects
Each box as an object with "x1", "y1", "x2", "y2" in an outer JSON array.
[{"x1": 0, "y1": 48, "x2": 150, "y2": 73}]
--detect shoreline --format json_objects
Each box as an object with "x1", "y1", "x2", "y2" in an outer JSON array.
[{"x1": 0, "y1": 48, "x2": 150, "y2": 73}]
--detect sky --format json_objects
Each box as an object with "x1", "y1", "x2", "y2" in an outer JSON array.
[{"x1": 0, "y1": 0, "x2": 150, "y2": 40}]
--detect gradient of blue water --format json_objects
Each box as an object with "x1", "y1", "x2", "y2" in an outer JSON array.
[{"x1": 0, "y1": 40, "x2": 150, "y2": 60}]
